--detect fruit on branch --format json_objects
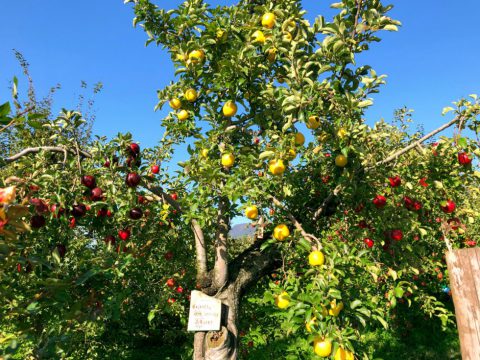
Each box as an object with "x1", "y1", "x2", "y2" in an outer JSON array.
[
  {"x1": 388, "y1": 176, "x2": 401, "y2": 187},
  {"x1": 129, "y1": 207, "x2": 143, "y2": 220},
  {"x1": 166, "y1": 278, "x2": 175, "y2": 288},
  {"x1": 245, "y1": 205, "x2": 258, "y2": 220},
  {"x1": 126, "y1": 173, "x2": 141, "y2": 188},
  {"x1": 273, "y1": 224, "x2": 290, "y2": 241},
  {"x1": 128, "y1": 143, "x2": 140, "y2": 156},
  {"x1": 275, "y1": 291, "x2": 290, "y2": 309},
  {"x1": 458, "y1": 152, "x2": 472, "y2": 165},
  {"x1": 177, "y1": 110, "x2": 189, "y2": 121},
  {"x1": 372, "y1": 195, "x2": 387, "y2": 209},
  {"x1": 71, "y1": 204, "x2": 87, "y2": 218},
  {"x1": 294, "y1": 132, "x2": 305, "y2": 146},
  {"x1": 55, "y1": 244, "x2": 66, "y2": 258},
  {"x1": 269, "y1": 159, "x2": 285, "y2": 175},
  {"x1": 169, "y1": 98, "x2": 181, "y2": 110},
  {"x1": 261, "y1": 12, "x2": 276, "y2": 29},
  {"x1": 104, "y1": 235, "x2": 116, "y2": 245},
  {"x1": 221, "y1": 153, "x2": 235, "y2": 168},
  {"x1": 184, "y1": 88, "x2": 198, "y2": 102},
  {"x1": 252, "y1": 30, "x2": 266, "y2": 44},
  {"x1": 201, "y1": 149, "x2": 209, "y2": 158},
  {"x1": 364, "y1": 238, "x2": 374, "y2": 248},
  {"x1": 118, "y1": 229, "x2": 131, "y2": 241},
  {"x1": 335, "y1": 154, "x2": 348, "y2": 167},
  {"x1": 337, "y1": 127, "x2": 348, "y2": 139},
  {"x1": 335, "y1": 347, "x2": 354, "y2": 360},
  {"x1": 403, "y1": 196, "x2": 422, "y2": 211},
  {"x1": 81, "y1": 175, "x2": 96, "y2": 189},
  {"x1": 308, "y1": 250, "x2": 325, "y2": 266},
  {"x1": 151, "y1": 165, "x2": 160, "y2": 174},
  {"x1": 188, "y1": 49, "x2": 205, "y2": 64},
  {"x1": 222, "y1": 100, "x2": 238, "y2": 117},
  {"x1": 90, "y1": 187, "x2": 103, "y2": 201},
  {"x1": 306, "y1": 115, "x2": 321, "y2": 129},
  {"x1": 440, "y1": 199, "x2": 456, "y2": 213},
  {"x1": 313, "y1": 338, "x2": 332, "y2": 357},
  {"x1": 390, "y1": 229, "x2": 403, "y2": 241}
]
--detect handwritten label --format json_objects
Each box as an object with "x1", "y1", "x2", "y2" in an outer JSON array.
[{"x1": 187, "y1": 290, "x2": 222, "y2": 331}]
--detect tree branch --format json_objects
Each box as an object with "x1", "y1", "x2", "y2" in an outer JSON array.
[
  {"x1": 369, "y1": 115, "x2": 463, "y2": 169},
  {"x1": 269, "y1": 195, "x2": 320, "y2": 248},
  {"x1": 2, "y1": 146, "x2": 91, "y2": 167},
  {"x1": 351, "y1": 0, "x2": 364, "y2": 40}
]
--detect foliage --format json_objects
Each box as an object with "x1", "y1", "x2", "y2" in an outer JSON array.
[{"x1": 2, "y1": 0, "x2": 480, "y2": 359}]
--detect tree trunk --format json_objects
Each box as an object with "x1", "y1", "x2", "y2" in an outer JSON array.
[
  {"x1": 446, "y1": 248, "x2": 480, "y2": 359},
  {"x1": 194, "y1": 288, "x2": 239, "y2": 360}
]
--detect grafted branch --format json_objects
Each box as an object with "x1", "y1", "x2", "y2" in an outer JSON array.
[{"x1": 2, "y1": 146, "x2": 91, "y2": 167}]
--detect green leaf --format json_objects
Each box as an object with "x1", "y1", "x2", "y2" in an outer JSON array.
[
  {"x1": 383, "y1": 24, "x2": 398, "y2": 31},
  {"x1": 76, "y1": 269, "x2": 99, "y2": 285},
  {"x1": 0, "y1": 102, "x2": 11, "y2": 117},
  {"x1": 457, "y1": 137, "x2": 467, "y2": 148},
  {"x1": 394, "y1": 287, "x2": 404, "y2": 298},
  {"x1": 148, "y1": 310, "x2": 156, "y2": 323},
  {"x1": 442, "y1": 107, "x2": 454, "y2": 115},
  {"x1": 350, "y1": 300, "x2": 362, "y2": 309},
  {"x1": 328, "y1": 288, "x2": 342, "y2": 299},
  {"x1": 259, "y1": 151, "x2": 275, "y2": 160}
]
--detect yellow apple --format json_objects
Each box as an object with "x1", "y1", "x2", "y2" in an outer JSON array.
[
  {"x1": 252, "y1": 30, "x2": 266, "y2": 44},
  {"x1": 295, "y1": 132, "x2": 305, "y2": 146},
  {"x1": 221, "y1": 153, "x2": 235, "y2": 168},
  {"x1": 177, "y1": 110, "x2": 189, "y2": 121},
  {"x1": 184, "y1": 88, "x2": 198, "y2": 102},
  {"x1": 245, "y1": 205, "x2": 258, "y2": 220},
  {"x1": 269, "y1": 159, "x2": 286, "y2": 175},
  {"x1": 307, "y1": 115, "x2": 321, "y2": 129},
  {"x1": 308, "y1": 251, "x2": 325, "y2": 266},
  {"x1": 262, "y1": 12, "x2": 276, "y2": 29},
  {"x1": 335, "y1": 154, "x2": 348, "y2": 167},
  {"x1": 273, "y1": 224, "x2": 290, "y2": 241},
  {"x1": 222, "y1": 101, "x2": 238, "y2": 117},
  {"x1": 275, "y1": 291, "x2": 290, "y2": 309},
  {"x1": 313, "y1": 338, "x2": 332, "y2": 357}
]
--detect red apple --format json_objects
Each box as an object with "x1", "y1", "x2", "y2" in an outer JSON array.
[
  {"x1": 458, "y1": 152, "x2": 472, "y2": 165},
  {"x1": 164, "y1": 251, "x2": 174, "y2": 261},
  {"x1": 126, "y1": 173, "x2": 141, "y2": 188},
  {"x1": 167, "y1": 298, "x2": 176, "y2": 304},
  {"x1": 118, "y1": 229, "x2": 131, "y2": 241},
  {"x1": 391, "y1": 229, "x2": 403, "y2": 241},
  {"x1": 81, "y1": 175, "x2": 96, "y2": 189},
  {"x1": 364, "y1": 238, "x2": 374, "y2": 248},
  {"x1": 128, "y1": 143, "x2": 140, "y2": 155},
  {"x1": 166, "y1": 278, "x2": 175, "y2": 288},
  {"x1": 171, "y1": 193, "x2": 178, "y2": 201},
  {"x1": 129, "y1": 208, "x2": 143, "y2": 220},
  {"x1": 440, "y1": 200, "x2": 456, "y2": 213},
  {"x1": 176, "y1": 286, "x2": 184, "y2": 294},
  {"x1": 151, "y1": 165, "x2": 160, "y2": 174},
  {"x1": 373, "y1": 195, "x2": 387, "y2": 209},
  {"x1": 388, "y1": 176, "x2": 401, "y2": 187},
  {"x1": 71, "y1": 204, "x2": 87, "y2": 217},
  {"x1": 68, "y1": 217, "x2": 76, "y2": 228},
  {"x1": 91, "y1": 187, "x2": 103, "y2": 201}
]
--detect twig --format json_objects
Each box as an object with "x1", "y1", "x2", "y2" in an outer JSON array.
[
  {"x1": 351, "y1": 0, "x2": 364, "y2": 40},
  {"x1": 2, "y1": 146, "x2": 91, "y2": 167},
  {"x1": 270, "y1": 195, "x2": 321, "y2": 249}
]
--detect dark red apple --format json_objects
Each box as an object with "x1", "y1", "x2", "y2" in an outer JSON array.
[
  {"x1": 364, "y1": 238, "x2": 374, "y2": 248},
  {"x1": 151, "y1": 165, "x2": 160, "y2": 174},
  {"x1": 128, "y1": 143, "x2": 140, "y2": 156},
  {"x1": 69, "y1": 217, "x2": 76, "y2": 228},
  {"x1": 440, "y1": 200, "x2": 456, "y2": 213},
  {"x1": 97, "y1": 208, "x2": 108, "y2": 217},
  {"x1": 91, "y1": 187, "x2": 103, "y2": 201},
  {"x1": 388, "y1": 176, "x2": 401, "y2": 187},
  {"x1": 30, "y1": 215, "x2": 46, "y2": 229},
  {"x1": 71, "y1": 204, "x2": 87, "y2": 217},
  {"x1": 391, "y1": 229, "x2": 403, "y2": 241},
  {"x1": 373, "y1": 195, "x2": 387, "y2": 209},
  {"x1": 126, "y1": 173, "x2": 141, "y2": 188},
  {"x1": 81, "y1": 175, "x2": 96, "y2": 189},
  {"x1": 171, "y1": 193, "x2": 178, "y2": 201},
  {"x1": 129, "y1": 207, "x2": 143, "y2": 220},
  {"x1": 164, "y1": 251, "x2": 174, "y2": 261}
]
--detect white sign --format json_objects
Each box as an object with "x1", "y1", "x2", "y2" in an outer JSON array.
[{"x1": 187, "y1": 290, "x2": 222, "y2": 331}]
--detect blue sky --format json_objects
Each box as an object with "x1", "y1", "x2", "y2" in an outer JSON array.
[{"x1": 1, "y1": 0, "x2": 479, "y2": 150}]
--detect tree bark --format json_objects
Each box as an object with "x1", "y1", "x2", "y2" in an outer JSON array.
[{"x1": 194, "y1": 237, "x2": 280, "y2": 360}]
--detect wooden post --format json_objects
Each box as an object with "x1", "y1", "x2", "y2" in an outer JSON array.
[{"x1": 446, "y1": 248, "x2": 480, "y2": 359}]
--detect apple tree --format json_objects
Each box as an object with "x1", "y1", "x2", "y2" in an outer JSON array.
[{"x1": 129, "y1": 0, "x2": 480, "y2": 358}]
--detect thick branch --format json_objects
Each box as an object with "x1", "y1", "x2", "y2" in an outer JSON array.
[
  {"x1": 369, "y1": 115, "x2": 463, "y2": 169},
  {"x1": 213, "y1": 196, "x2": 229, "y2": 290},
  {"x1": 2, "y1": 146, "x2": 91, "y2": 167},
  {"x1": 146, "y1": 184, "x2": 208, "y2": 282},
  {"x1": 228, "y1": 235, "x2": 281, "y2": 296}
]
